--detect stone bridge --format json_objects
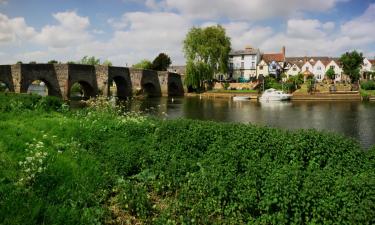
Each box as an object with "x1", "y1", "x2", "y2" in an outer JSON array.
[{"x1": 0, "y1": 64, "x2": 184, "y2": 99}]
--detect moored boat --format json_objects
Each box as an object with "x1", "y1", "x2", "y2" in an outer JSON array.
[{"x1": 259, "y1": 88, "x2": 291, "y2": 101}]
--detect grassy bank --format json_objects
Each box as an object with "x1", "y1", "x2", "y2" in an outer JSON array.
[{"x1": 0, "y1": 94, "x2": 374, "y2": 224}]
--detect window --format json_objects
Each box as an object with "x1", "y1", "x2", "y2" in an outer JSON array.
[
  {"x1": 241, "y1": 55, "x2": 244, "y2": 60},
  {"x1": 317, "y1": 66, "x2": 321, "y2": 70},
  {"x1": 259, "y1": 66, "x2": 264, "y2": 70},
  {"x1": 293, "y1": 68, "x2": 297, "y2": 71},
  {"x1": 229, "y1": 63, "x2": 233, "y2": 69},
  {"x1": 240, "y1": 71, "x2": 244, "y2": 78},
  {"x1": 241, "y1": 62, "x2": 244, "y2": 69},
  {"x1": 306, "y1": 66, "x2": 309, "y2": 71},
  {"x1": 317, "y1": 75, "x2": 321, "y2": 79},
  {"x1": 272, "y1": 65, "x2": 277, "y2": 69},
  {"x1": 252, "y1": 62, "x2": 255, "y2": 69},
  {"x1": 330, "y1": 65, "x2": 335, "y2": 70}
]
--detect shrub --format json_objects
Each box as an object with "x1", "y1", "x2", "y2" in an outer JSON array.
[{"x1": 361, "y1": 80, "x2": 375, "y2": 90}]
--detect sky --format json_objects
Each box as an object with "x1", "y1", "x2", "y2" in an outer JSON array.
[{"x1": 0, "y1": 0, "x2": 374, "y2": 66}]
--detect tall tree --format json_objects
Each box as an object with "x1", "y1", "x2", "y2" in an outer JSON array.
[
  {"x1": 132, "y1": 59, "x2": 153, "y2": 70},
  {"x1": 183, "y1": 25, "x2": 231, "y2": 91},
  {"x1": 325, "y1": 67, "x2": 335, "y2": 81},
  {"x1": 340, "y1": 51, "x2": 364, "y2": 83},
  {"x1": 48, "y1": 60, "x2": 58, "y2": 64},
  {"x1": 152, "y1": 53, "x2": 171, "y2": 71},
  {"x1": 79, "y1": 56, "x2": 100, "y2": 65}
]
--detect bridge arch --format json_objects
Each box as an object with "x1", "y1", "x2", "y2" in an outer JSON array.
[
  {"x1": 108, "y1": 72, "x2": 132, "y2": 99},
  {"x1": 140, "y1": 70, "x2": 162, "y2": 97},
  {"x1": 0, "y1": 80, "x2": 11, "y2": 92},
  {"x1": 23, "y1": 78, "x2": 61, "y2": 97},
  {"x1": 68, "y1": 81, "x2": 97, "y2": 99}
]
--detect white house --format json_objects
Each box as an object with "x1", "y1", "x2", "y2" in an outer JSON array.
[
  {"x1": 325, "y1": 60, "x2": 343, "y2": 82},
  {"x1": 229, "y1": 46, "x2": 261, "y2": 81},
  {"x1": 286, "y1": 63, "x2": 301, "y2": 78},
  {"x1": 256, "y1": 59, "x2": 269, "y2": 78},
  {"x1": 312, "y1": 60, "x2": 326, "y2": 81},
  {"x1": 362, "y1": 58, "x2": 375, "y2": 80}
]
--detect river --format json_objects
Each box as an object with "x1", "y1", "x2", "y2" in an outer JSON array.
[{"x1": 123, "y1": 97, "x2": 375, "y2": 149}]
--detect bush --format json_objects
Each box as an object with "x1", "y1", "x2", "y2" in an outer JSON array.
[
  {"x1": 361, "y1": 80, "x2": 375, "y2": 90},
  {"x1": 0, "y1": 95, "x2": 374, "y2": 224}
]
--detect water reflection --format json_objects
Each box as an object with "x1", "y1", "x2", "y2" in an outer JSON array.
[{"x1": 123, "y1": 97, "x2": 375, "y2": 149}]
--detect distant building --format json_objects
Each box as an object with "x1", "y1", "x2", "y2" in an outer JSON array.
[
  {"x1": 257, "y1": 46, "x2": 286, "y2": 79},
  {"x1": 228, "y1": 46, "x2": 261, "y2": 81}
]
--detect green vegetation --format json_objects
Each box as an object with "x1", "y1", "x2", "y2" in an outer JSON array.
[
  {"x1": 340, "y1": 51, "x2": 364, "y2": 83},
  {"x1": 78, "y1": 56, "x2": 113, "y2": 66},
  {"x1": 152, "y1": 53, "x2": 172, "y2": 71},
  {"x1": 132, "y1": 59, "x2": 153, "y2": 70},
  {"x1": 361, "y1": 80, "x2": 375, "y2": 90},
  {"x1": 183, "y1": 25, "x2": 231, "y2": 91},
  {"x1": 0, "y1": 94, "x2": 375, "y2": 224},
  {"x1": 325, "y1": 67, "x2": 336, "y2": 81}
]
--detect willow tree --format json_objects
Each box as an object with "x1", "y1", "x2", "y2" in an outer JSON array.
[{"x1": 183, "y1": 25, "x2": 231, "y2": 91}]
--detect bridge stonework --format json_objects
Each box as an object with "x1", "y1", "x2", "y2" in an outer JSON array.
[{"x1": 0, "y1": 64, "x2": 184, "y2": 99}]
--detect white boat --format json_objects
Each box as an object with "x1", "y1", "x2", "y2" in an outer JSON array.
[
  {"x1": 233, "y1": 96, "x2": 250, "y2": 101},
  {"x1": 259, "y1": 89, "x2": 291, "y2": 101}
]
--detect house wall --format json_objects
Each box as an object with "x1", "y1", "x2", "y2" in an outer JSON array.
[
  {"x1": 313, "y1": 60, "x2": 325, "y2": 81},
  {"x1": 286, "y1": 64, "x2": 300, "y2": 78},
  {"x1": 257, "y1": 60, "x2": 269, "y2": 78},
  {"x1": 326, "y1": 61, "x2": 342, "y2": 82}
]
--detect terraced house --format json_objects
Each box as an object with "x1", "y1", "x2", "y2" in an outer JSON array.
[{"x1": 228, "y1": 46, "x2": 261, "y2": 81}]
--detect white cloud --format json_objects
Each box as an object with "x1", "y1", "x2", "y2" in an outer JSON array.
[
  {"x1": 159, "y1": 0, "x2": 347, "y2": 20},
  {"x1": 80, "y1": 12, "x2": 191, "y2": 65},
  {"x1": 341, "y1": 3, "x2": 375, "y2": 39},
  {"x1": 0, "y1": 13, "x2": 36, "y2": 44},
  {"x1": 287, "y1": 19, "x2": 327, "y2": 39},
  {"x1": 0, "y1": 0, "x2": 7, "y2": 5},
  {"x1": 34, "y1": 11, "x2": 91, "y2": 48}
]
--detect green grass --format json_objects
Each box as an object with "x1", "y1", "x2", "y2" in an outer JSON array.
[
  {"x1": 0, "y1": 94, "x2": 374, "y2": 224},
  {"x1": 208, "y1": 89, "x2": 258, "y2": 93}
]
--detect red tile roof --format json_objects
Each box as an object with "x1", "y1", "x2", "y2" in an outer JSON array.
[
  {"x1": 369, "y1": 59, "x2": 375, "y2": 65},
  {"x1": 262, "y1": 53, "x2": 285, "y2": 63}
]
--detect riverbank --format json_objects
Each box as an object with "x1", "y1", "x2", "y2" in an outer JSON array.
[
  {"x1": 1, "y1": 94, "x2": 374, "y2": 224},
  {"x1": 186, "y1": 91, "x2": 365, "y2": 101}
]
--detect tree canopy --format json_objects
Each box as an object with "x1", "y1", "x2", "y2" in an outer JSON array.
[
  {"x1": 183, "y1": 25, "x2": 231, "y2": 91},
  {"x1": 152, "y1": 53, "x2": 172, "y2": 71},
  {"x1": 340, "y1": 51, "x2": 364, "y2": 83},
  {"x1": 132, "y1": 59, "x2": 153, "y2": 70},
  {"x1": 48, "y1": 60, "x2": 58, "y2": 64},
  {"x1": 79, "y1": 56, "x2": 101, "y2": 65},
  {"x1": 325, "y1": 67, "x2": 336, "y2": 80}
]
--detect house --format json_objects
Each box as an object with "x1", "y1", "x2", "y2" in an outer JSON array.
[
  {"x1": 228, "y1": 46, "x2": 261, "y2": 81},
  {"x1": 261, "y1": 46, "x2": 286, "y2": 78},
  {"x1": 312, "y1": 60, "x2": 327, "y2": 81},
  {"x1": 286, "y1": 63, "x2": 302, "y2": 78},
  {"x1": 362, "y1": 58, "x2": 375, "y2": 80},
  {"x1": 256, "y1": 59, "x2": 269, "y2": 78},
  {"x1": 325, "y1": 59, "x2": 343, "y2": 82}
]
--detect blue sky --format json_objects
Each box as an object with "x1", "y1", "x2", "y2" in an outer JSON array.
[{"x1": 0, "y1": 0, "x2": 374, "y2": 66}]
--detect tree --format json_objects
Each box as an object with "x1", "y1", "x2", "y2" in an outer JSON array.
[
  {"x1": 29, "y1": 61, "x2": 37, "y2": 64},
  {"x1": 79, "y1": 56, "x2": 100, "y2": 65},
  {"x1": 183, "y1": 25, "x2": 231, "y2": 91},
  {"x1": 325, "y1": 67, "x2": 336, "y2": 82},
  {"x1": 152, "y1": 53, "x2": 171, "y2": 71},
  {"x1": 103, "y1": 59, "x2": 113, "y2": 66},
  {"x1": 132, "y1": 59, "x2": 153, "y2": 70},
  {"x1": 48, "y1": 60, "x2": 58, "y2": 64},
  {"x1": 340, "y1": 51, "x2": 364, "y2": 83}
]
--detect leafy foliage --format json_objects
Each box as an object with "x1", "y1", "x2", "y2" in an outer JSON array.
[
  {"x1": 79, "y1": 56, "x2": 101, "y2": 65},
  {"x1": 183, "y1": 25, "x2": 231, "y2": 91},
  {"x1": 48, "y1": 60, "x2": 58, "y2": 64},
  {"x1": 325, "y1": 67, "x2": 336, "y2": 80},
  {"x1": 151, "y1": 53, "x2": 171, "y2": 71},
  {"x1": 361, "y1": 80, "x2": 375, "y2": 90},
  {"x1": 132, "y1": 59, "x2": 153, "y2": 70},
  {"x1": 340, "y1": 51, "x2": 364, "y2": 83},
  {"x1": 0, "y1": 94, "x2": 374, "y2": 224}
]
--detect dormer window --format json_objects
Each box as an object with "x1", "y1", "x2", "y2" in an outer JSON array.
[{"x1": 317, "y1": 66, "x2": 321, "y2": 70}]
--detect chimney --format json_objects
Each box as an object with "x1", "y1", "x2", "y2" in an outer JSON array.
[{"x1": 282, "y1": 46, "x2": 286, "y2": 56}]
